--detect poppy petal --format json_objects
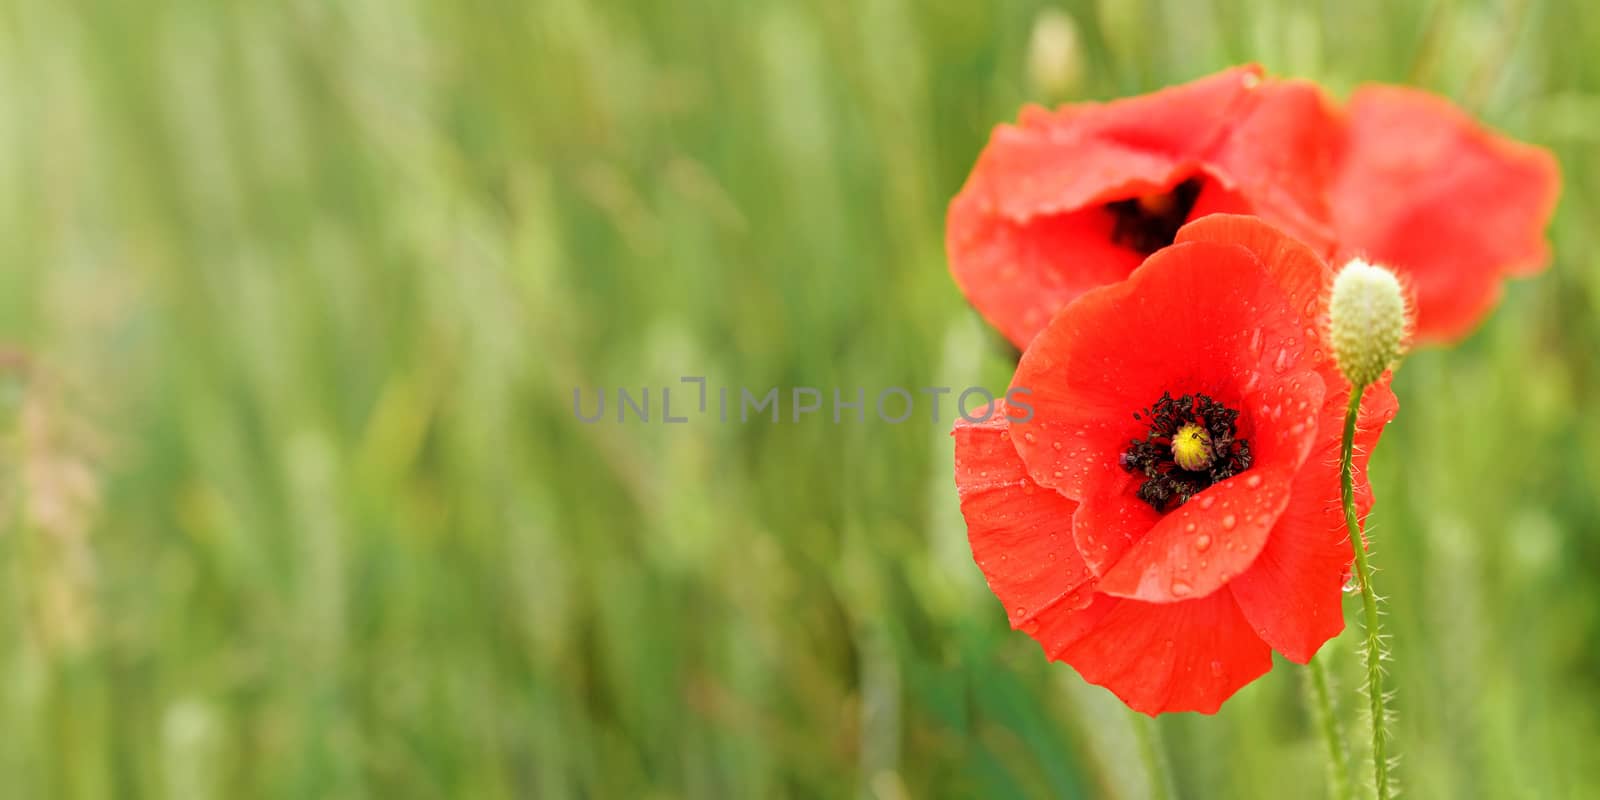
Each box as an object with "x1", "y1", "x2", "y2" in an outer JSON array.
[
  {"x1": 1028, "y1": 592, "x2": 1118, "y2": 659},
  {"x1": 1203, "y1": 80, "x2": 1342, "y2": 254},
  {"x1": 1072, "y1": 470, "x2": 1164, "y2": 577},
  {"x1": 1330, "y1": 85, "x2": 1560, "y2": 342},
  {"x1": 971, "y1": 65, "x2": 1264, "y2": 220},
  {"x1": 1175, "y1": 213, "x2": 1332, "y2": 331},
  {"x1": 1229, "y1": 379, "x2": 1399, "y2": 662},
  {"x1": 1349, "y1": 379, "x2": 1399, "y2": 508},
  {"x1": 1059, "y1": 589, "x2": 1273, "y2": 715},
  {"x1": 947, "y1": 198, "x2": 1145, "y2": 348},
  {"x1": 1186, "y1": 179, "x2": 1254, "y2": 220},
  {"x1": 954, "y1": 401, "x2": 1097, "y2": 627}
]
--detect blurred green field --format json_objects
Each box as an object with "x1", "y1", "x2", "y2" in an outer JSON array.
[{"x1": 2, "y1": 0, "x2": 1598, "y2": 797}]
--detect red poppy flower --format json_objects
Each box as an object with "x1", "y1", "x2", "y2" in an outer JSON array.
[
  {"x1": 953, "y1": 215, "x2": 1398, "y2": 715},
  {"x1": 947, "y1": 64, "x2": 1341, "y2": 349},
  {"x1": 1329, "y1": 85, "x2": 1560, "y2": 343}
]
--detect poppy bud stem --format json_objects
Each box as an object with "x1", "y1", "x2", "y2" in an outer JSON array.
[{"x1": 1342, "y1": 384, "x2": 1395, "y2": 800}]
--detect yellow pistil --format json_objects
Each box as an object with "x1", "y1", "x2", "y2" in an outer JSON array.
[{"x1": 1171, "y1": 423, "x2": 1213, "y2": 471}]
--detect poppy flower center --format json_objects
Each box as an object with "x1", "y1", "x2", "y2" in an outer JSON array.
[
  {"x1": 1106, "y1": 177, "x2": 1203, "y2": 256},
  {"x1": 1120, "y1": 392, "x2": 1252, "y2": 511}
]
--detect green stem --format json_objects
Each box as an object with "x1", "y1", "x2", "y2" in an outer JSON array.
[
  {"x1": 1130, "y1": 711, "x2": 1175, "y2": 800},
  {"x1": 1305, "y1": 655, "x2": 1352, "y2": 800},
  {"x1": 1341, "y1": 385, "x2": 1391, "y2": 800}
]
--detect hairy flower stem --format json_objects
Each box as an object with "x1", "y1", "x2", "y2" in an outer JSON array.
[
  {"x1": 1305, "y1": 656, "x2": 1352, "y2": 800},
  {"x1": 1342, "y1": 385, "x2": 1392, "y2": 800}
]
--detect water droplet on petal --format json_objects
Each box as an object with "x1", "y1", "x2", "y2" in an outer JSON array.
[
  {"x1": 1194, "y1": 533, "x2": 1212, "y2": 551},
  {"x1": 1171, "y1": 580, "x2": 1193, "y2": 597},
  {"x1": 1245, "y1": 474, "x2": 1262, "y2": 489},
  {"x1": 1221, "y1": 514, "x2": 1237, "y2": 530}
]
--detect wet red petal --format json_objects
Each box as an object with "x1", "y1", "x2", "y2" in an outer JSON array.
[
  {"x1": 1330, "y1": 85, "x2": 1560, "y2": 343},
  {"x1": 1175, "y1": 214, "x2": 1332, "y2": 333},
  {"x1": 1028, "y1": 592, "x2": 1117, "y2": 660},
  {"x1": 1057, "y1": 589, "x2": 1273, "y2": 715},
  {"x1": 953, "y1": 401, "x2": 1096, "y2": 626},
  {"x1": 1229, "y1": 379, "x2": 1398, "y2": 662},
  {"x1": 1072, "y1": 470, "x2": 1163, "y2": 577}
]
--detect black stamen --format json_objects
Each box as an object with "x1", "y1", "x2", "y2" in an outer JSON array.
[
  {"x1": 1106, "y1": 178, "x2": 1204, "y2": 256},
  {"x1": 1120, "y1": 392, "x2": 1252, "y2": 512}
]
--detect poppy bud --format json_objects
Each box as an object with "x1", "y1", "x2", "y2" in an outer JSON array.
[
  {"x1": 1026, "y1": 9, "x2": 1083, "y2": 99},
  {"x1": 1329, "y1": 259, "x2": 1409, "y2": 388}
]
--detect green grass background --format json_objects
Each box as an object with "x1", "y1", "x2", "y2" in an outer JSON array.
[{"x1": 1, "y1": 0, "x2": 1598, "y2": 797}]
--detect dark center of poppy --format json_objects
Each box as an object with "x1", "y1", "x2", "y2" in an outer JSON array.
[
  {"x1": 1120, "y1": 392, "x2": 1252, "y2": 511},
  {"x1": 1106, "y1": 178, "x2": 1203, "y2": 256}
]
